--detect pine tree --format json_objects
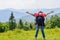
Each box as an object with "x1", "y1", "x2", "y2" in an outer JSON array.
[
  {"x1": 29, "y1": 23, "x2": 33, "y2": 29},
  {"x1": 9, "y1": 12, "x2": 16, "y2": 30},
  {"x1": 19, "y1": 19, "x2": 23, "y2": 29},
  {"x1": 25, "y1": 22, "x2": 28, "y2": 25}
]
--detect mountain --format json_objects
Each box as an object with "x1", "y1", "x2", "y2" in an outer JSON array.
[{"x1": 0, "y1": 8, "x2": 60, "y2": 22}]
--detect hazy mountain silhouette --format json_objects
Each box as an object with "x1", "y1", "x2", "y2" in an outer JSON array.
[{"x1": 0, "y1": 8, "x2": 60, "y2": 22}]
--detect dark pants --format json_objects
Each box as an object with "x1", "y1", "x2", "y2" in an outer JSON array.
[{"x1": 35, "y1": 24, "x2": 45, "y2": 38}]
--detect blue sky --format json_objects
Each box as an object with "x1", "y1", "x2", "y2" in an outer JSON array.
[{"x1": 0, "y1": 0, "x2": 60, "y2": 9}]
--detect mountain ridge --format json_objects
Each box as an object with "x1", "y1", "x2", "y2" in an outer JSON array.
[{"x1": 0, "y1": 8, "x2": 60, "y2": 22}]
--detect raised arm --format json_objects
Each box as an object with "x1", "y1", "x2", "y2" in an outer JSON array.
[
  {"x1": 26, "y1": 11, "x2": 34, "y2": 16},
  {"x1": 47, "y1": 11, "x2": 54, "y2": 15}
]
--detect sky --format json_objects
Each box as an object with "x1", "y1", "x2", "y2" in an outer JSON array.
[{"x1": 0, "y1": 0, "x2": 60, "y2": 9}]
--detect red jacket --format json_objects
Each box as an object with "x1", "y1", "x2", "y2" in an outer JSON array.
[{"x1": 34, "y1": 12, "x2": 47, "y2": 17}]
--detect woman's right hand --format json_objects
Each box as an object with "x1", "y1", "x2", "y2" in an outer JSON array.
[{"x1": 26, "y1": 11, "x2": 32, "y2": 14}]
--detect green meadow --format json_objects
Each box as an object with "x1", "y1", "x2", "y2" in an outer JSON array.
[{"x1": 0, "y1": 28, "x2": 60, "y2": 40}]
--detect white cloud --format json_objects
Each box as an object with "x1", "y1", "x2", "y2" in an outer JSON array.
[{"x1": 0, "y1": 0, "x2": 60, "y2": 9}]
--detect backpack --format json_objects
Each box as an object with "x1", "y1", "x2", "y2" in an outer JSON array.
[{"x1": 36, "y1": 16, "x2": 45, "y2": 26}]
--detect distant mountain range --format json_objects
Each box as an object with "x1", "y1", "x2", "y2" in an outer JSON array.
[{"x1": 0, "y1": 8, "x2": 60, "y2": 22}]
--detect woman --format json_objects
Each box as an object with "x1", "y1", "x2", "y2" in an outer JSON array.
[{"x1": 26, "y1": 11, "x2": 54, "y2": 40}]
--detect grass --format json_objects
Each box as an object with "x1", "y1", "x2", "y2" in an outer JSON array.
[{"x1": 0, "y1": 28, "x2": 60, "y2": 40}]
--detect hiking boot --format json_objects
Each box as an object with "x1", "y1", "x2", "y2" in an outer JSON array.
[{"x1": 43, "y1": 38, "x2": 46, "y2": 40}]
